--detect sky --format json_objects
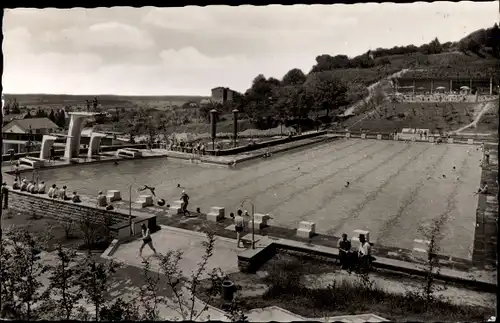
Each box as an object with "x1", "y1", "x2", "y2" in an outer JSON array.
[{"x1": 2, "y1": 3, "x2": 498, "y2": 96}]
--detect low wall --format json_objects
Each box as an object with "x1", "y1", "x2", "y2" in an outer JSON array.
[
  {"x1": 207, "y1": 131, "x2": 327, "y2": 156},
  {"x1": 236, "y1": 238, "x2": 496, "y2": 291},
  {"x1": 5, "y1": 188, "x2": 156, "y2": 240}
]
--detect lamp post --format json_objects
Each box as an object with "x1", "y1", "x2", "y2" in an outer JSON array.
[
  {"x1": 232, "y1": 109, "x2": 239, "y2": 148},
  {"x1": 210, "y1": 109, "x2": 218, "y2": 151},
  {"x1": 240, "y1": 199, "x2": 255, "y2": 249},
  {"x1": 129, "y1": 185, "x2": 133, "y2": 236}
]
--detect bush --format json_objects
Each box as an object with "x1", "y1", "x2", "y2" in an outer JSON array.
[{"x1": 263, "y1": 257, "x2": 304, "y2": 298}]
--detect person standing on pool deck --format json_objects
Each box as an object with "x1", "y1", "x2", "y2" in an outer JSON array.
[
  {"x1": 139, "y1": 223, "x2": 157, "y2": 257},
  {"x1": 181, "y1": 190, "x2": 190, "y2": 216},
  {"x1": 1, "y1": 182, "x2": 9, "y2": 209},
  {"x1": 231, "y1": 212, "x2": 245, "y2": 248}
]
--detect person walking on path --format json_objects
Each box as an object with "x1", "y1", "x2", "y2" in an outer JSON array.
[
  {"x1": 139, "y1": 223, "x2": 157, "y2": 257},
  {"x1": 181, "y1": 190, "x2": 190, "y2": 216},
  {"x1": 231, "y1": 212, "x2": 246, "y2": 248}
]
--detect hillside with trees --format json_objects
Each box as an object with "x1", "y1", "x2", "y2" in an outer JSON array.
[{"x1": 230, "y1": 24, "x2": 499, "y2": 133}]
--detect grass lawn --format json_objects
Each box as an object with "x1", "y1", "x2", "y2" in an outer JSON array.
[
  {"x1": 1, "y1": 209, "x2": 110, "y2": 252},
  {"x1": 198, "y1": 252, "x2": 495, "y2": 322}
]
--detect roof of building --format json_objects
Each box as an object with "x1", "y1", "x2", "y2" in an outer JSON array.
[
  {"x1": 8, "y1": 118, "x2": 59, "y2": 130},
  {"x1": 3, "y1": 113, "x2": 29, "y2": 123}
]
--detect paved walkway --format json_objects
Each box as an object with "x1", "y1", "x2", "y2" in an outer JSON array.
[{"x1": 106, "y1": 225, "x2": 494, "y2": 320}]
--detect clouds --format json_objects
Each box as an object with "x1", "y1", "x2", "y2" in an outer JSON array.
[
  {"x1": 42, "y1": 22, "x2": 154, "y2": 50},
  {"x1": 3, "y1": 3, "x2": 498, "y2": 96}
]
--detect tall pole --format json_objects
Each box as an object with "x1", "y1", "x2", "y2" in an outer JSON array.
[
  {"x1": 251, "y1": 203, "x2": 255, "y2": 249},
  {"x1": 241, "y1": 200, "x2": 256, "y2": 250},
  {"x1": 232, "y1": 109, "x2": 239, "y2": 148},
  {"x1": 129, "y1": 185, "x2": 132, "y2": 236},
  {"x1": 210, "y1": 109, "x2": 217, "y2": 152}
]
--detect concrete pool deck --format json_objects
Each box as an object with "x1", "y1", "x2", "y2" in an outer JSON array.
[{"x1": 9, "y1": 138, "x2": 489, "y2": 262}]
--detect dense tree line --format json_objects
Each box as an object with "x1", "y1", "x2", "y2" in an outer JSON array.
[{"x1": 233, "y1": 69, "x2": 350, "y2": 132}]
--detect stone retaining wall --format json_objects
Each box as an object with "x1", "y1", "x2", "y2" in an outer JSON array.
[{"x1": 6, "y1": 189, "x2": 156, "y2": 240}]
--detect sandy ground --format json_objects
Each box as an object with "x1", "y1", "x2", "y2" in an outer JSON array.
[{"x1": 26, "y1": 139, "x2": 482, "y2": 260}]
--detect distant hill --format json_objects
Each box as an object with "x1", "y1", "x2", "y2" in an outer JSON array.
[
  {"x1": 2, "y1": 93, "x2": 211, "y2": 110},
  {"x1": 301, "y1": 24, "x2": 499, "y2": 101}
]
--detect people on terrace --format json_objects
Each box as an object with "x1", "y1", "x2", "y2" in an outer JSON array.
[
  {"x1": 12, "y1": 179, "x2": 20, "y2": 190},
  {"x1": 48, "y1": 184, "x2": 58, "y2": 198},
  {"x1": 357, "y1": 234, "x2": 372, "y2": 273},
  {"x1": 337, "y1": 233, "x2": 352, "y2": 270},
  {"x1": 474, "y1": 182, "x2": 488, "y2": 196},
  {"x1": 28, "y1": 181, "x2": 38, "y2": 194},
  {"x1": 96, "y1": 191, "x2": 107, "y2": 207},
  {"x1": 20, "y1": 179, "x2": 28, "y2": 191},
  {"x1": 38, "y1": 181, "x2": 46, "y2": 194},
  {"x1": 72, "y1": 191, "x2": 81, "y2": 203},
  {"x1": 59, "y1": 185, "x2": 70, "y2": 200}
]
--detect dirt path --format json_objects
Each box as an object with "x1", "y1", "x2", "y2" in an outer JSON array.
[
  {"x1": 453, "y1": 101, "x2": 497, "y2": 134},
  {"x1": 342, "y1": 68, "x2": 409, "y2": 117}
]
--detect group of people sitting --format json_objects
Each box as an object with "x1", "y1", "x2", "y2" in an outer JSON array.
[
  {"x1": 11, "y1": 178, "x2": 82, "y2": 203},
  {"x1": 337, "y1": 233, "x2": 376, "y2": 273},
  {"x1": 392, "y1": 93, "x2": 497, "y2": 103},
  {"x1": 169, "y1": 140, "x2": 207, "y2": 155}
]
